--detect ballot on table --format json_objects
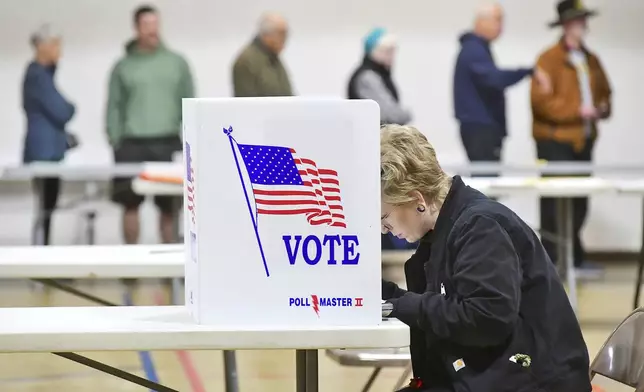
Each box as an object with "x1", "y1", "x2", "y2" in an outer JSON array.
[{"x1": 182, "y1": 97, "x2": 382, "y2": 327}]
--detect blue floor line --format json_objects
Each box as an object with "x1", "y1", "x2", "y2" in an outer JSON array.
[{"x1": 123, "y1": 292, "x2": 160, "y2": 390}]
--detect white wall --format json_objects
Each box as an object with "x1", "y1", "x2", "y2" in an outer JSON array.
[{"x1": 0, "y1": 0, "x2": 643, "y2": 249}]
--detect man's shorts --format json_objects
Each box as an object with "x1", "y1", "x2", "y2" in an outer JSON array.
[{"x1": 112, "y1": 136, "x2": 182, "y2": 213}]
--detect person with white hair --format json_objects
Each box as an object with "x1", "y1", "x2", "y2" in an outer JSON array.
[
  {"x1": 347, "y1": 27, "x2": 411, "y2": 125},
  {"x1": 453, "y1": 2, "x2": 549, "y2": 174},
  {"x1": 22, "y1": 24, "x2": 76, "y2": 245},
  {"x1": 232, "y1": 12, "x2": 293, "y2": 97},
  {"x1": 380, "y1": 124, "x2": 592, "y2": 392}
]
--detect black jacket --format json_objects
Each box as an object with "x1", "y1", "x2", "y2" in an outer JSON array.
[
  {"x1": 347, "y1": 56, "x2": 399, "y2": 101},
  {"x1": 383, "y1": 176, "x2": 591, "y2": 392}
]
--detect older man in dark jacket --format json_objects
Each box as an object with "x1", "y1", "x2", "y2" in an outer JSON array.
[
  {"x1": 453, "y1": 3, "x2": 548, "y2": 172},
  {"x1": 22, "y1": 24, "x2": 75, "y2": 245},
  {"x1": 232, "y1": 12, "x2": 293, "y2": 97}
]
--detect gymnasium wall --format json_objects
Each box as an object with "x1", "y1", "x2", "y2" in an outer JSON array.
[{"x1": 0, "y1": 0, "x2": 643, "y2": 250}]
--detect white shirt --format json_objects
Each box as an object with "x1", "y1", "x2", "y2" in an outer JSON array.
[{"x1": 569, "y1": 49, "x2": 593, "y2": 136}]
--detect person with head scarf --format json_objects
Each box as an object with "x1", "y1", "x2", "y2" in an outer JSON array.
[
  {"x1": 347, "y1": 28, "x2": 411, "y2": 125},
  {"x1": 380, "y1": 124, "x2": 592, "y2": 391}
]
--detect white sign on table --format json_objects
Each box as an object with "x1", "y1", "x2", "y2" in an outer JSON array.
[{"x1": 182, "y1": 97, "x2": 382, "y2": 327}]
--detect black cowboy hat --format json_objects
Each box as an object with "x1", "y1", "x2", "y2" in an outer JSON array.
[{"x1": 548, "y1": 0, "x2": 598, "y2": 28}]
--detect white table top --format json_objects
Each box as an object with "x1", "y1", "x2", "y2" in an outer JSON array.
[
  {"x1": 0, "y1": 245, "x2": 411, "y2": 279},
  {"x1": 615, "y1": 179, "x2": 644, "y2": 194},
  {"x1": 1, "y1": 163, "x2": 145, "y2": 180},
  {"x1": 135, "y1": 175, "x2": 634, "y2": 198},
  {"x1": 464, "y1": 176, "x2": 620, "y2": 197},
  {"x1": 132, "y1": 178, "x2": 183, "y2": 196},
  {"x1": 0, "y1": 244, "x2": 183, "y2": 278},
  {"x1": 0, "y1": 306, "x2": 409, "y2": 353}
]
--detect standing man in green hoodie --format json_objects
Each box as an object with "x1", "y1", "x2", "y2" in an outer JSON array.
[{"x1": 106, "y1": 5, "x2": 194, "y2": 244}]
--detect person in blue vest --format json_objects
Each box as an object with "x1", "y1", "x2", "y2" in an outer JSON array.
[{"x1": 22, "y1": 24, "x2": 76, "y2": 245}]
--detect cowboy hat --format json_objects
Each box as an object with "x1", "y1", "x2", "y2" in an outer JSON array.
[{"x1": 548, "y1": 0, "x2": 598, "y2": 28}]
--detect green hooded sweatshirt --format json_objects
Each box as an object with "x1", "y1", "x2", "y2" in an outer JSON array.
[{"x1": 106, "y1": 40, "x2": 194, "y2": 147}]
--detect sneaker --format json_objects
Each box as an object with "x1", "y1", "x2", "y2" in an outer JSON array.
[{"x1": 574, "y1": 261, "x2": 605, "y2": 281}]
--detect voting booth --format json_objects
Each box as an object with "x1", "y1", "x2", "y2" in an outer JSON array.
[{"x1": 182, "y1": 97, "x2": 382, "y2": 327}]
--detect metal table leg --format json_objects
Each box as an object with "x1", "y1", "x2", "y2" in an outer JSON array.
[
  {"x1": 297, "y1": 350, "x2": 307, "y2": 392},
  {"x1": 86, "y1": 211, "x2": 96, "y2": 245},
  {"x1": 633, "y1": 198, "x2": 644, "y2": 309},
  {"x1": 394, "y1": 364, "x2": 412, "y2": 390},
  {"x1": 360, "y1": 367, "x2": 381, "y2": 392},
  {"x1": 296, "y1": 349, "x2": 319, "y2": 392},
  {"x1": 558, "y1": 198, "x2": 578, "y2": 312},
  {"x1": 306, "y1": 350, "x2": 319, "y2": 392},
  {"x1": 83, "y1": 181, "x2": 99, "y2": 245},
  {"x1": 32, "y1": 178, "x2": 45, "y2": 246},
  {"x1": 33, "y1": 283, "x2": 174, "y2": 390},
  {"x1": 32, "y1": 279, "x2": 117, "y2": 306},
  {"x1": 54, "y1": 352, "x2": 177, "y2": 391},
  {"x1": 223, "y1": 350, "x2": 239, "y2": 392},
  {"x1": 171, "y1": 278, "x2": 182, "y2": 306},
  {"x1": 555, "y1": 200, "x2": 566, "y2": 277}
]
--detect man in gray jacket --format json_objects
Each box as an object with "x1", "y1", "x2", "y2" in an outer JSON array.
[{"x1": 347, "y1": 27, "x2": 411, "y2": 125}]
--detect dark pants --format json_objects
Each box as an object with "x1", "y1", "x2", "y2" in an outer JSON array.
[
  {"x1": 537, "y1": 138, "x2": 594, "y2": 267},
  {"x1": 33, "y1": 177, "x2": 61, "y2": 245},
  {"x1": 460, "y1": 123, "x2": 503, "y2": 177},
  {"x1": 112, "y1": 136, "x2": 182, "y2": 213}
]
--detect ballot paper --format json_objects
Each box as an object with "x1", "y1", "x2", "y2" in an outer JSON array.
[{"x1": 382, "y1": 300, "x2": 393, "y2": 317}]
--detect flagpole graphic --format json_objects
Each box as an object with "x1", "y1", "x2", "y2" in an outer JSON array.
[
  {"x1": 224, "y1": 126, "x2": 271, "y2": 277},
  {"x1": 224, "y1": 125, "x2": 347, "y2": 279}
]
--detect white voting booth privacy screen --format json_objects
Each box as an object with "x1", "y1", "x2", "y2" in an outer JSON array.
[{"x1": 183, "y1": 97, "x2": 382, "y2": 327}]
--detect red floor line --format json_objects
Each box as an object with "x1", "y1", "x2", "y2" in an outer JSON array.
[
  {"x1": 154, "y1": 291, "x2": 207, "y2": 392},
  {"x1": 176, "y1": 350, "x2": 207, "y2": 392}
]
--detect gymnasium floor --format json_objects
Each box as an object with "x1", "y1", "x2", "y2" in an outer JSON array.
[{"x1": 0, "y1": 264, "x2": 638, "y2": 392}]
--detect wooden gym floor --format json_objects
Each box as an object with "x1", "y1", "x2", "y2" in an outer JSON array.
[{"x1": 0, "y1": 264, "x2": 639, "y2": 392}]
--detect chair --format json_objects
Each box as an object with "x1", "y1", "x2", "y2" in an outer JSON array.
[
  {"x1": 590, "y1": 307, "x2": 644, "y2": 391},
  {"x1": 326, "y1": 348, "x2": 411, "y2": 392}
]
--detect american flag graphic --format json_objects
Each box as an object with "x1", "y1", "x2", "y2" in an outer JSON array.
[
  {"x1": 185, "y1": 142, "x2": 196, "y2": 224},
  {"x1": 237, "y1": 143, "x2": 346, "y2": 228}
]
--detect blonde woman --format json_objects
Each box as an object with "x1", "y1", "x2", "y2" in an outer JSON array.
[{"x1": 380, "y1": 125, "x2": 591, "y2": 392}]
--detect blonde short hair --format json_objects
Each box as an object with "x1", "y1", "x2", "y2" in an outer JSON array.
[{"x1": 380, "y1": 124, "x2": 451, "y2": 206}]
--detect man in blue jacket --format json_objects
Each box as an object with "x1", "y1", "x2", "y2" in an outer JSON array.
[
  {"x1": 22, "y1": 24, "x2": 75, "y2": 245},
  {"x1": 453, "y1": 3, "x2": 549, "y2": 175}
]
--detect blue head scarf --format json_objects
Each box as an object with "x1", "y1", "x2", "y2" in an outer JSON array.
[{"x1": 364, "y1": 27, "x2": 387, "y2": 54}]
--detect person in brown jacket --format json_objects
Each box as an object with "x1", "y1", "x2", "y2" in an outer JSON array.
[{"x1": 531, "y1": 0, "x2": 612, "y2": 278}]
